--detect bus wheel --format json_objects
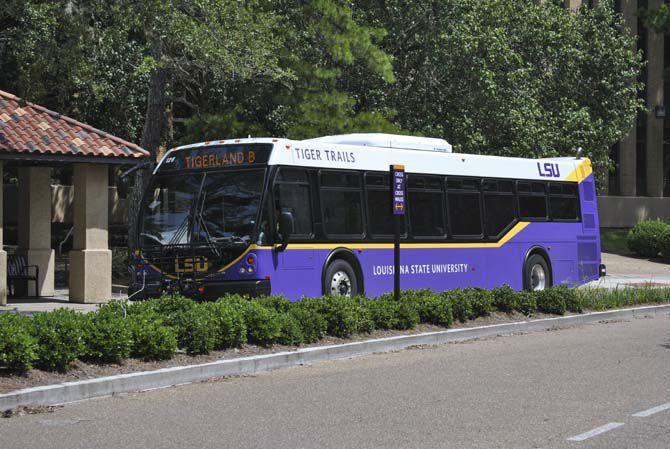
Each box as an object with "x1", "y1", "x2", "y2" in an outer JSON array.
[
  {"x1": 325, "y1": 259, "x2": 359, "y2": 297},
  {"x1": 524, "y1": 254, "x2": 551, "y2": 292}
]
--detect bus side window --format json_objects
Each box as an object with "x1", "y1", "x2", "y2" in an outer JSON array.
[
  {"x1": 548, "y1": 182, "x2": 580, "y2": 221},
  {"x1": 517, "y1": 181, "x2": 548, "y2": 220},
  {"x1": 320, "y1": 171, "x2": 364, "y2": 237},
  {"x1": 447, "y1": 177, "x2": 483, "y2": 238},
  {"x1": 408, "y1": 175, "x2": 446, "y2": 239},
  {"x1": 483, "y1": 179, "x2": 516, "y2": 237},
  {"x1": 273, "y1": 168, "x2": 313, "y2": 238}
]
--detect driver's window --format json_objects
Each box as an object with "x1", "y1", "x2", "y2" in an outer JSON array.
[{"x1": 273, "y1": 168, "x2": 313, "y2": 238}]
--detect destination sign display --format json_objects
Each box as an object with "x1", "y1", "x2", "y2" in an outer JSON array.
[{"x1": 159, "y1": 144, "x2": 272, "y2": 171}]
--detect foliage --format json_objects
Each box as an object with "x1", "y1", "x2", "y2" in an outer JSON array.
[
  {"x1": 236, "y1": 300, "x2": 284, "y2": 346},
  {"x1": 4, "y1": 286, "x2": 670, "y2": 374},
  {"x1": 660, "y1": 227, "x2": 670, "y2": 261},
  {"x1": 2, "y1": 0, "x2": 641, "y2": 190},
  {"x1": 536, "y1": 288, "x2": 568, "y2": 315},
  {"x1": 206, "y1": 301, "x2": 247, "y2": 349},
  {"x1": 82, "y1": 303, "x2": 132, "y2": 363},
  {"x1": 178, "y1": 306, "x2": 218, "y2": 355},
  {"x1": 627, "y1": 220, "x2": 670, "y2": 258},
  {"x1": 0, "y1": 314, "x2": 37, "y2": 373},
  {"x1": 447, "y1": 290, "x2": 475, "y2": 323},
  {"x1": 30, "y1": 309, "x2": 85, "y2": 372},
  {"x1": 492, "y1": 285, "x2": 517, "y2": 313},
  {"x1": 316, "y1": 295, "x2": 374, "y2": 338},
  {"x1": 128, "y1": 309, "x2": 178, "y2": 361},
  {"x1": 288, "y1": 299, "x2": 329, "y2": 343},
  {"x1": 358, "y1": 0, "x2": 643, "y2": 188},
  {"x1": 513, "y1": 292, "x2": 538, "y2": 317}
]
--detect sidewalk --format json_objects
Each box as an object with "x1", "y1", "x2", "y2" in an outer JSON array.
[{"x1": 0, "y1": 289, "x2": 127, "y2": 315}]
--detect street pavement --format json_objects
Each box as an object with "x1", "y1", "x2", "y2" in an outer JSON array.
[{"x1": 1, "y1": 314, "x2": 669, "y2": 449}]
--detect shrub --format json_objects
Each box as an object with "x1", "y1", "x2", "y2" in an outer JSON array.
[
  {"x1": 660, "y1": 227, "x2": 670, "y2": 261},
  {"x1": 365, "y1": 296, "x2": 400, "y2": 330},
  {"x1": 82, "y1": 303, "x2": 132, "y2": 364},
  {"x1": 468, "y1": 288, "x2": 494, "y2": 318},
  {"x1": 31, "y1": 309, "x2": 85, "y2": 372},
  {"x1": 178, "y1": 305, "x2": 218, "y2": 355},
  {"x1": 395, "y1": 299, "x2": 420, "y2": 330},
  {"x1": 207, "y1": 301, "x2": 247, "y2": 349},
  {"x1": 560, "y1": 286, "x2": 584, "y2": 313},
  {"x1": 128, "y1": 310, "x2": 177, "y2": 361},
  {"x1": 276, "y1": 312, "x2": 304, "y2": 345},
  {"x1": 492, "y1": 285, "x2": 516, "y2": 313},
  {"x1": 404, "y1": 290, "x2": 453, "y2": 327},
  {"x1": 627, "y1": 219, "x2": 669, "y2": 258},
  {"x1": 151, "y1": 294, "x2": 197, "y2": 325},
  {"x1": 447, "y1": 290, "x2": 474, "y2": 323},
  {"x1": 255, "y1": 295, "x2": 292, "y2": 313},
  {"x1": 0, "y1": 314, "x2": 38, "y2": 373},
  {"x1": 239, "y1": 300, "x2": 283, "y2": 346},
  {"x1": 513, "y1": 291, "x2": 537, "y2": 316},
  {"x1": 317, "y1": 295, "x2": 373, "y2": 338},
  {"x1": 535, "y1": 289, "x2": 567, "y2": 315},
  {"x1": 288, "y1": 299, "x2": 328, "y2": 343}
]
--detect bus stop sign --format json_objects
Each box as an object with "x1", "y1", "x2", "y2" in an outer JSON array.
[{"x1": 391, "y1": 164, "x2": 406, "y2": 215}]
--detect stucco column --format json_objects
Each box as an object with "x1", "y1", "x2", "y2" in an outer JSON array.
[
  {"x1": 18, "y1": 167, "x2": 55, "y2": 297},
  {"x1": 619, "y1": 0, "x2": 638, "y2": 197},
  {"x1": 646, "y1": 0, "x2": 665, "y2": 198},
  {"x1": 0, "y1": 162, "x2": 7, "y2": 305},
  {"x1": 69, "y1": 164, "x2": 111, "y2": 303}
]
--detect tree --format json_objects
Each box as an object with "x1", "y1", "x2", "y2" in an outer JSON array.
[{"x1": 358, "y1": 0, "x2": 644, "y2": 188}]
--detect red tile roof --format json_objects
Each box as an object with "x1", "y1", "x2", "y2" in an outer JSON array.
[{"x1": 0, "y1": 90, "x2": 149, "y2": 160}]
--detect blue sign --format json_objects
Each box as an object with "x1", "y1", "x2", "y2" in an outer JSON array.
[{"x1": 391, "y1": 164, "x2": 406, "y2": 215}]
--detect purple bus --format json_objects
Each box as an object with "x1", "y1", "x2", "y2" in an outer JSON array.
[{"x1": 129, "y1": 134, "x2": 602, "y2": 300}]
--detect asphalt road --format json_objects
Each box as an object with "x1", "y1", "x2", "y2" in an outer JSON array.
[{"x1": 2, "y1": 315, "x2": 669, "y2": 449}]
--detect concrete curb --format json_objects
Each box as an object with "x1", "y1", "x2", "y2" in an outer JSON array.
[{"x1": 2, "y1": 304, "x2": 669, "y2": 412}]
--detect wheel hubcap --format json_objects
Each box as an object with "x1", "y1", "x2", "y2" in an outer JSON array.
[
  {"x1": 330, "y1": 271, "x2": 352, "y2": 296},
  {"x1": 530, "y1": 264, "x2": 546, "y2": 291}
]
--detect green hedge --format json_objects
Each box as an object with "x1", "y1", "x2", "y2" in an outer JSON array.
[
  {"x1": 1, "y1": 286, "x2": 669, "y2": 374},
  {"x1": 627, "y1": 220, "x2": 670, "y2": 258}
]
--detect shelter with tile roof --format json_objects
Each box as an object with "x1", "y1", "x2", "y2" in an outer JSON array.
[{"x1": 0, "y1": 90, "x2": 149, "y2": 304}]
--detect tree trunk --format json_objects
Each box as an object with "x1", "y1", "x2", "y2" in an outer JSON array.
[{"x1": 127, "y1": 39, "x2": 170, "y2": 250}]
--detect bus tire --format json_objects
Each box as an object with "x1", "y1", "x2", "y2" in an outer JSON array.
[
  {"x1": 324, "y1": 259, "x2": 359, "y2": 297},
  {"x1": 523, "y1": 254, "x2": 551, "y2": 292}
]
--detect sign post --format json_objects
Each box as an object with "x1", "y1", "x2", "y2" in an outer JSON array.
[{"x1": 390, "y1": 164, "x2": 406, "y2": 301}]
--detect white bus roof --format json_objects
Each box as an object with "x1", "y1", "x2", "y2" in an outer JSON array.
[{"x1": 164, "y1": 134, "x2": 590, "y2": 183}]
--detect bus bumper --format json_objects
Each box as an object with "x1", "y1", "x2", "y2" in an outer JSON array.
[{"x1": 128, "y1": 279, "x2": 271, "y2": 300}]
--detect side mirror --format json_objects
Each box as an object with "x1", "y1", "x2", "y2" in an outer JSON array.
[{"x1": 276, "y1": 211, "x2": 295, "y2": 252}]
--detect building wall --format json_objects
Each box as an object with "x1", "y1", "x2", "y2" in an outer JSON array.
[{"x1": 3, "y1": 184, "x2": 127, "y2": 226}]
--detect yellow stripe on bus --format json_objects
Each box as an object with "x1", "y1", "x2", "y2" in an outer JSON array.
[
  {"x1": 565, "y1": 158, "x2": 593, "y2": 183},
  {"x1": 253, "y1": 221, "x2": 530, "y2": 251}
]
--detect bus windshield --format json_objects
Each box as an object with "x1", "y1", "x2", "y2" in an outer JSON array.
[{"x1": 140, "y1": 169, "x2": 265, "y2": 247}]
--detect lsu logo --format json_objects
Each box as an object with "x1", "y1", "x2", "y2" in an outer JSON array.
[
  {"x1": 175, "y1": 257, "x2": 209, "y2": 273},
  {"x1": 537, "y1": 162, "x2": 560, "y2": 178}
]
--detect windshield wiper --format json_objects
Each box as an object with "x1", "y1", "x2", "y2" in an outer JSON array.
[{"x1": 211, "y1": 236, "x2": 248, "y2": 246}]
